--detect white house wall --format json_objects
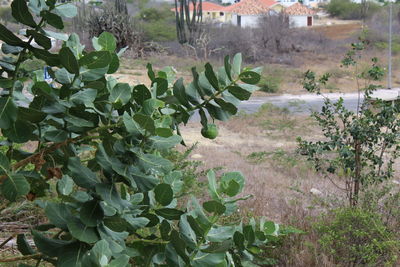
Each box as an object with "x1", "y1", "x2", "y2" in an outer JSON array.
[
  {"x1": 289, "y1": 15, "x2": 311, "y2": 27},
  {"x1": 231, "y1": 14, "x2": 265, "y2": 28}
]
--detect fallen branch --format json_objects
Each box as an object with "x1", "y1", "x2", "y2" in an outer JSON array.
[
  {"x1": 0, "y1": 236, "x2": 13, "y2": 249},
  {"x1": 0, "y1": 253, "x2": 42, "y2": 263}
]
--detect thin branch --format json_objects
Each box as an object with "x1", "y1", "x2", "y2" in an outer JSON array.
[{"x1": 0, "y1": 236, "x2": 14, "y2": 249}]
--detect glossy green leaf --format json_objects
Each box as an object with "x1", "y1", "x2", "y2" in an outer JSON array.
[
  {"x1": 155, "y1": 208, "x2": 184, "y2": 220},
  {"x1": 68, "y1": 157, "x2": 99, "y2": 189},
  {"x1": 2, "y1": 120, "x2": 35, "y2": 143},
  {"x1": 59, "y1": 47, "x2": 79, "y2": 75},
  {"x1": 205, "y1": 63, "x2": 219, "y2": 90},
  {"x1": 173, "y1": 78, "x2": 190, "y2": 107},
  {"x1": 243, "y1": 225, "x2": 255, "y2": 245},
  {"x1": 239, "y1": 71, "x2": 261, "y2": 85},
  {"x1": 0, "y1": 97, "x2": 18, "y2": 130},
  {"x1": 207, "y1": 170, "x2": 220, "y2": 201},
  {"x1": 110, "y1": 83, "x2": 131, "y2": 106},
  {"x1": 234, "y1": 231, "x2": 245, "y2": 251},
  {"x1": 31, "y1": 48, "x2": 60, "y2": 66},
  {"x1": 79, "y1": 51, "x2": 111, "y2": 69},
  {"x1": 43, "y1": 11, "x2": 64, "y2": 29},
  {"x1": 0, "y1": 24, "x2": 25, "y2": 46},
  {"x1": 1, "y1": 174, "x2": 30, "y2": 202},
  {"x1": 32, "y1": 230, "x2": 75, "y2": 257},
  {"x1": 57, "y1": 175, "x2": 74, "y2": 196},
  {"x1": 97, "y1": 32, "x2": 116, "y2": 52},
  {"x1": 27, "y1": 30, "x2": 51, "y2": 50},
  {"x1": 203, "y1": 200, "x2": 226, "y2": 215},
  {"x1": 170, "y1": 230, "x2": 190, "y2": 264},
  {"x1": 108, "y1": 53, "x2": 119, "y2": 74},
  {"x1": 133, "y1": 84, "x2": 151, "y2": 105},
  {"x1": 80, "y1": 200, "x2": 104, "y2": 227},
  {"x1": 154, "y1": 183, "x2": 174, "y2": 206},
  {"x1": 67, "y1": 218, "x2": 99, "y2": 244},
  {"x1": 232, "y1": 53, "x2": 242, "y2": 77},
  {"x1": 133, "y1": 114, "x2": 155, "y2": 134},
  {"x1": 11, "y1": 0, "x2": 37, "y2": 27},
  {"x1": 95, "y1": 183, "x2": 130, "y2": 212},
  {"x1": 149, "y1": 135, "x2": 182, "y2": 150},
  {"x1": 45, "y1": 202, "x2": 72, "y2": 229},
  {"x1": 43, "y1": 130, "x2": 68, "y2": 142},
  {"x1": 228, "y1": 86, "x2": 251, "y2": 101}
]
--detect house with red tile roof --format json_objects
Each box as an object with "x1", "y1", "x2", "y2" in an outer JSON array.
[
  {"x1": 224, "y1": 0, "x2": 284, "y2": 27},
  {"x1": 283, "y1": 3, "x2": 315, "y2": 27}
]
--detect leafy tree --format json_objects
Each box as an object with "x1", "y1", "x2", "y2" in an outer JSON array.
[
  {"x1": 0, "y1": 0, "x2": 287, "y2": 266},
  {"x1": 299, "y1": 41, "x2": 400, "y2": 206}
]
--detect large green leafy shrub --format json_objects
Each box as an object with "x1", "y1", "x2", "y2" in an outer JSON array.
[
  {"x1": 0, "y1": 0, "x2": 287, "y2": 266},
  {"x1": 315, "y1": 207, "x2": 399, "y2": 266}
]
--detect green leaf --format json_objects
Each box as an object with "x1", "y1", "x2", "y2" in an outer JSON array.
[
  {"x1": 224, "y1": 55, "x2": 232, "y2": 81},
  {"x1": 233, "y1": 231, "x2": 245, "y2": 251},
  {"x1": 45, "y1": 202, "x2": 72, "y2": 229},
  {"x1": 173, "y1": 78, "x2": 190, "y2": 107},
  {"x1": 80, "y1": 200, "x2": 104, "y2": 227},
  {"x1": 80, "y1": 67, "x2": 108, "y2": 81},
  {"x1": 179, "y1": 215, "x2": 197, "y2": 249},
  {"x1": 243, "y1": 225, "x2": 255, "y2": 245},
  {"x1": 214, "y1": 98, "x2": 238, "y2": 115},
  {"x1": 232, "y1": 53, "x2": 242, "y2": 77},
  {"x1": 0, "y1": 97, "x2": 18, "y2": 130},
  {"x1": 59, "y1": 47, "x2": 79, "y2": 75},
  {"x1": 43, "y1": 130, "x2": 68, "y2": 142},
  {"x1": 11, "y1": 0, "x2": 36, "y2": 27},
  {"x1": 31, "y1": 48, "x2": 60, "y2": 66},
  {"x1": 205, "y1": 63, "x2": 219, "y2": 90},
  {"x1": 149, "y1": 135, "x2": 182, "y2": 150},
  {"x1": 133, "y1": 84, "x2": 151, "y2": 105},
  {"x1": 122, "y1": 112, "x2": 142, "y2": 136},
  {"x1": 170, "y1": 230, "x2": 190, "y2": 264},
  {"x1": 17, "y1": 234, "x2": 35, "y2": 255},
  {"x1": 1, "y1": 174, "x2": 30, "y2": 202},
  {"x1": 57, "y1": 244, "x2": 86, "y2": 267},
  {"x1": 155, "y1": 208, "x2": 184, "y2": 220},
  {"x1": 95, "y1": 183, "x2": 130, "y2": 212},
  {"x1": 0, "y1": 24, "x2": 25, "y2": 46},
  {"x1": 207, "y1": 226, "x2": 235, "y2": 242},
  {"x1": 55, "y1": 68, "x2": 74, "y2": 84},
  {"x1": 27, "y1": 30, "x2": 51, "y2": 50},
  {"x1": 67, "y1": 218, "x2": 99, "y2": 244},
  {"x1": 154, "y1": 77, "x2": 168, "y2": 96},
  {"x1": 131, "y1": 169, "x2": 158, "y2": 192},
  {"x1": 264, "y1": 221, "x2": 277, "y2": 235},
  {"x1": 57, "y1": 175, "x2": 74, "y2": 196},
  {"x1": 133, "y1": 114, "x2": 155, "y2": 134},
  {"x1": 32, "y1": 230, "x2": 75, "y2": 257},
  {"x1": 2, "y1": 120, "x2": 35, "y2": 143},
  {"x1": 98, "y1": 32, "x2": 117, "y2": 52},
  {"x1": 0, "y1": 153, "x2": 10, "y2": 175},
  {"x1": 136, "y1": 153, "x2": 173, "y2": 174},
  {"x1": 18, "y1": 107, "x2": 46, "y2": 123},
  {"x1": 79, "y1": 51, "x2": 111, "y2": 69},
  {"x1": 68, "y1": 157, "x2": 99, "y2": 189},
  {"x1": 43, "y1": 11, "x2": 64, "y2": 29},
  {"x1": 109, "y1": 83, "x2": 131, "y2": 107},
  {"x1": 109, "y1": 255, "x2": 130, "y2": 267},
  {"x1": 54, "y1": 3, "x2": 77, "y2": 18},
  {"x1": 207, "y1": 170, "x2": 220, "y2": 201},
  {"x1": 239, "y1": 71, "x2": 261, "y2": 85},
  {"x1": 192, "y1": 252, "x2": 226, "y2": 267},
  {"x1": 154, "y1": 183, "x2": 173, "y2": 206},
  {"x1": 203, "y1": 200, "x2": 226, "y2": 215},
  {"x1": 108, "y1": 53, "x2": 119, "y2": 74},
  {"x1": 220, "y1": 172, "x2": 245, "y2": 196},
  {"x1": 228, "y1": 86, "x2": 251, "y2": 101}
]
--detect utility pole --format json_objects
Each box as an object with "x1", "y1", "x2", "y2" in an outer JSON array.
[{"x1": 388, "y1": 0, "x2": 393, "y2": 89}]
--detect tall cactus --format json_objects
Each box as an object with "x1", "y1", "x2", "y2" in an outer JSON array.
[
  {"x1": 115, "y1": 0, "x2": 128, "y2": 15},
  {"x1": 174, "y1": 0, "x2": 203, "y2": 45}
]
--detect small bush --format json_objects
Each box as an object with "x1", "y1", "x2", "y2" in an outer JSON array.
[
  {"x1": 315, "y1": 207, "x2": 399, "y2": 266},
  {"x1": 137, "y1": 5, "x2": 176, "y2": 42},
  {"x1": 259, "y1": 75, "x2": 282, "y2": 93}
]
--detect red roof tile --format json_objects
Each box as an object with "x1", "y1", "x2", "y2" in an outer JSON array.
[
  {"x1": 224, "y1": 0, "x2": 279, "y2": 15},
  {"x1": 284, "y1": 3, "x2": 315, "y2": 15}
]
